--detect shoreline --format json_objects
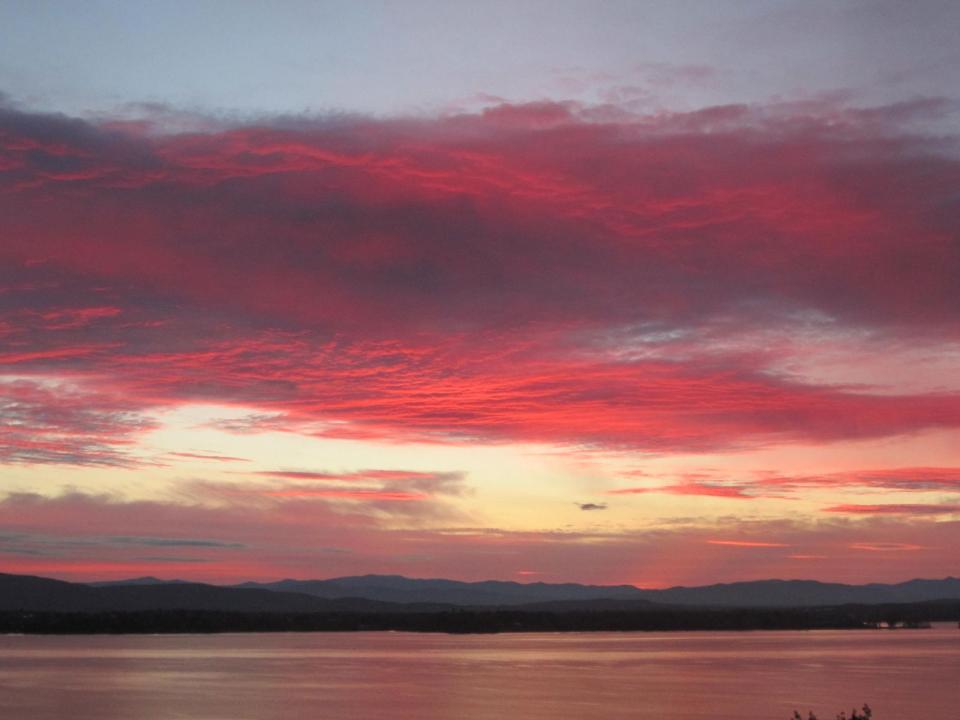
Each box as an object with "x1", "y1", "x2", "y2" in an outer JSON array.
[{"x1": 2, "y1": 607, "x2": 955, "y2": 636}]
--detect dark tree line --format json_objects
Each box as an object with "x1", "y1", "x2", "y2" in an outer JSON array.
[{"x1": 1, "y1": 599, "x2": 957, "y2": 635}]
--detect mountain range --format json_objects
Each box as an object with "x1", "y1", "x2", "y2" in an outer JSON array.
[
  {"x1": 3, "y1": 572, "x2": 958, "y2": 613},
  {"x1": 231, "y1": 574, "x2": 960, "y2": 607},
  {"x1": 0, "y1": 573, "x2": 440, "y2": 613}
]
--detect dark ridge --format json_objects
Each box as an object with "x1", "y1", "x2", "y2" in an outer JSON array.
[
  {"x1": 0, "y1": 572, "x2": 449, "y2": 614},
  {"x1": 227, "y1": 574, "x2": 960, "y2": 608}
]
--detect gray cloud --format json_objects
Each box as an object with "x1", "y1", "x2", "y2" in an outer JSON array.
[{"x1": 108, "y1": 536, "x2": 245, "y2": 548}]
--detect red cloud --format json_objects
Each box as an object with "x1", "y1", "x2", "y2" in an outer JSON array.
[
  {"x1": 4, "y1": 97, "x2": 958, "y2": 329},
  {"x1": 2, "y1": 97, "x2": 960, "y2": 457},
  {"x1": 78, "y1": 335, "x2": 960, "y2": 453}
]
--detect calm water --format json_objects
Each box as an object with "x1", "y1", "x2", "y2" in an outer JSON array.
[{"x1": 1, "y1": 627, "x2": 957, "y2": 719}]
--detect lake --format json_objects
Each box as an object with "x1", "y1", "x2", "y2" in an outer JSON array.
[{"x1": 1, "y1": 626, "x2": 957, "y2": 719}]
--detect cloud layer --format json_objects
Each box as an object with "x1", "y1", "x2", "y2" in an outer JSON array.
[
  {"x1": 2, "y1": 97, "x2": 960, "y2": 458},
  {"x1": 2, "y1": 95, "x2": 959, "y2": 583},
  {"x1": 1, "y1": 489, "x2": 956, "y2": 586}
]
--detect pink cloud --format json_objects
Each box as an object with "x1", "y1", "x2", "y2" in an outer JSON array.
[
  {"x1": 0, "y1": 379, "x2": 155, "y2": 467},
  {"x1": 252, "y1": 469, "x2": 458, "y2": 483},
  {"x1": 4, "y1": 95, "x2": 960, "y2": 582},
  {"x1": 2, "y1": 490, "x2": 955, "y2": 586},
  {"x1": 1, "y1": 95, "x2": 959, "y2": 571},
  {"x1": 35, "y1": 306, "x2": 122, "y2": 330},
  {"x1": 849, "y1": 542, "x2": 928, "y2": 552},
  {"x1": 170, "y1": 451, "x2": 248, "y2": 463},
  {"x1": 2, "y1": 97, "x2": 960, "y2": 457},
  {"x1": 610, "y1": 481, "x2": 755, "y2": 499},
  {"x1": 824, "y1": 504, "x2": 960, "y2": 516},
  {"x1": 613, "y1": 467, "x2": 960, "y2": 503},
  {"x1": 758, "y1": 467, "x2": 960, "y2": 493},
  {"x1": 263, "y1": 489, "x2": 429, "y2": 501}
]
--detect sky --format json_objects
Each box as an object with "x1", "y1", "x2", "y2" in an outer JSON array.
[{"x1": 1, "y1": 0, "x2": 959, "y2": 587}]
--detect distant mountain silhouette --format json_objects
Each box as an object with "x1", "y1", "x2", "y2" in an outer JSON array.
[
  {"x1": 5, "y1": 572, "x2": 950, "y2": 611},
  {"x1": 232, "y1": 575, "x2": 648, "y2": 606},
  {"x1": 89, "y1": 576, "x2": 191, "y2": 587},
  {"x1": 640, "y1": 578, "x2": 960, "y2": 607},
  {"x1": 0, "y1": 572, "x2": 441, "y2": 613},
  {"x1": 229, "y1": 574, "x2": 960, "y2": 608}
]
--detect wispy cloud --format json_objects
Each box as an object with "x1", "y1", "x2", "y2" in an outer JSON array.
[
  {"x1": 824, "y1": 504, "x2": 960, "y2": 516},
  {"x1": 0, "y1": 379, "x2": 155, "y2": 467},
  {"x1": 169, "y1": 451, "x2": 248, "y2": 463},
  {"x1": 611, "y1": 482, "x2": 756, "y2": 499},
  {"x1": 3, "y1": 93, "x2": 960, "y2": 584},
  {"x1": 2, "y1": 490, "x2": 956, "y2": 585}
]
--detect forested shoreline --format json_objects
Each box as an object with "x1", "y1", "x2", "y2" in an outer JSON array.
[{"x1": 3, "y1": 600, "x2": 957, "y2": 635}]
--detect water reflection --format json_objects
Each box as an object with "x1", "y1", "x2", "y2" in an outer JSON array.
[{"x1": 1, "y1": 627, "x2": 957, "y2": 719}]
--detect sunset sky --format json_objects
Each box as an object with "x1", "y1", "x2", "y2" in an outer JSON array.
[{"x1": 1, "y1": 0, "x2": 959, "y2": 587}]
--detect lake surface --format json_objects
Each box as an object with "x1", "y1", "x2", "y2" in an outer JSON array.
[{"x1": 1, "y1": 627, "x2": 957, "y2": 719}]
